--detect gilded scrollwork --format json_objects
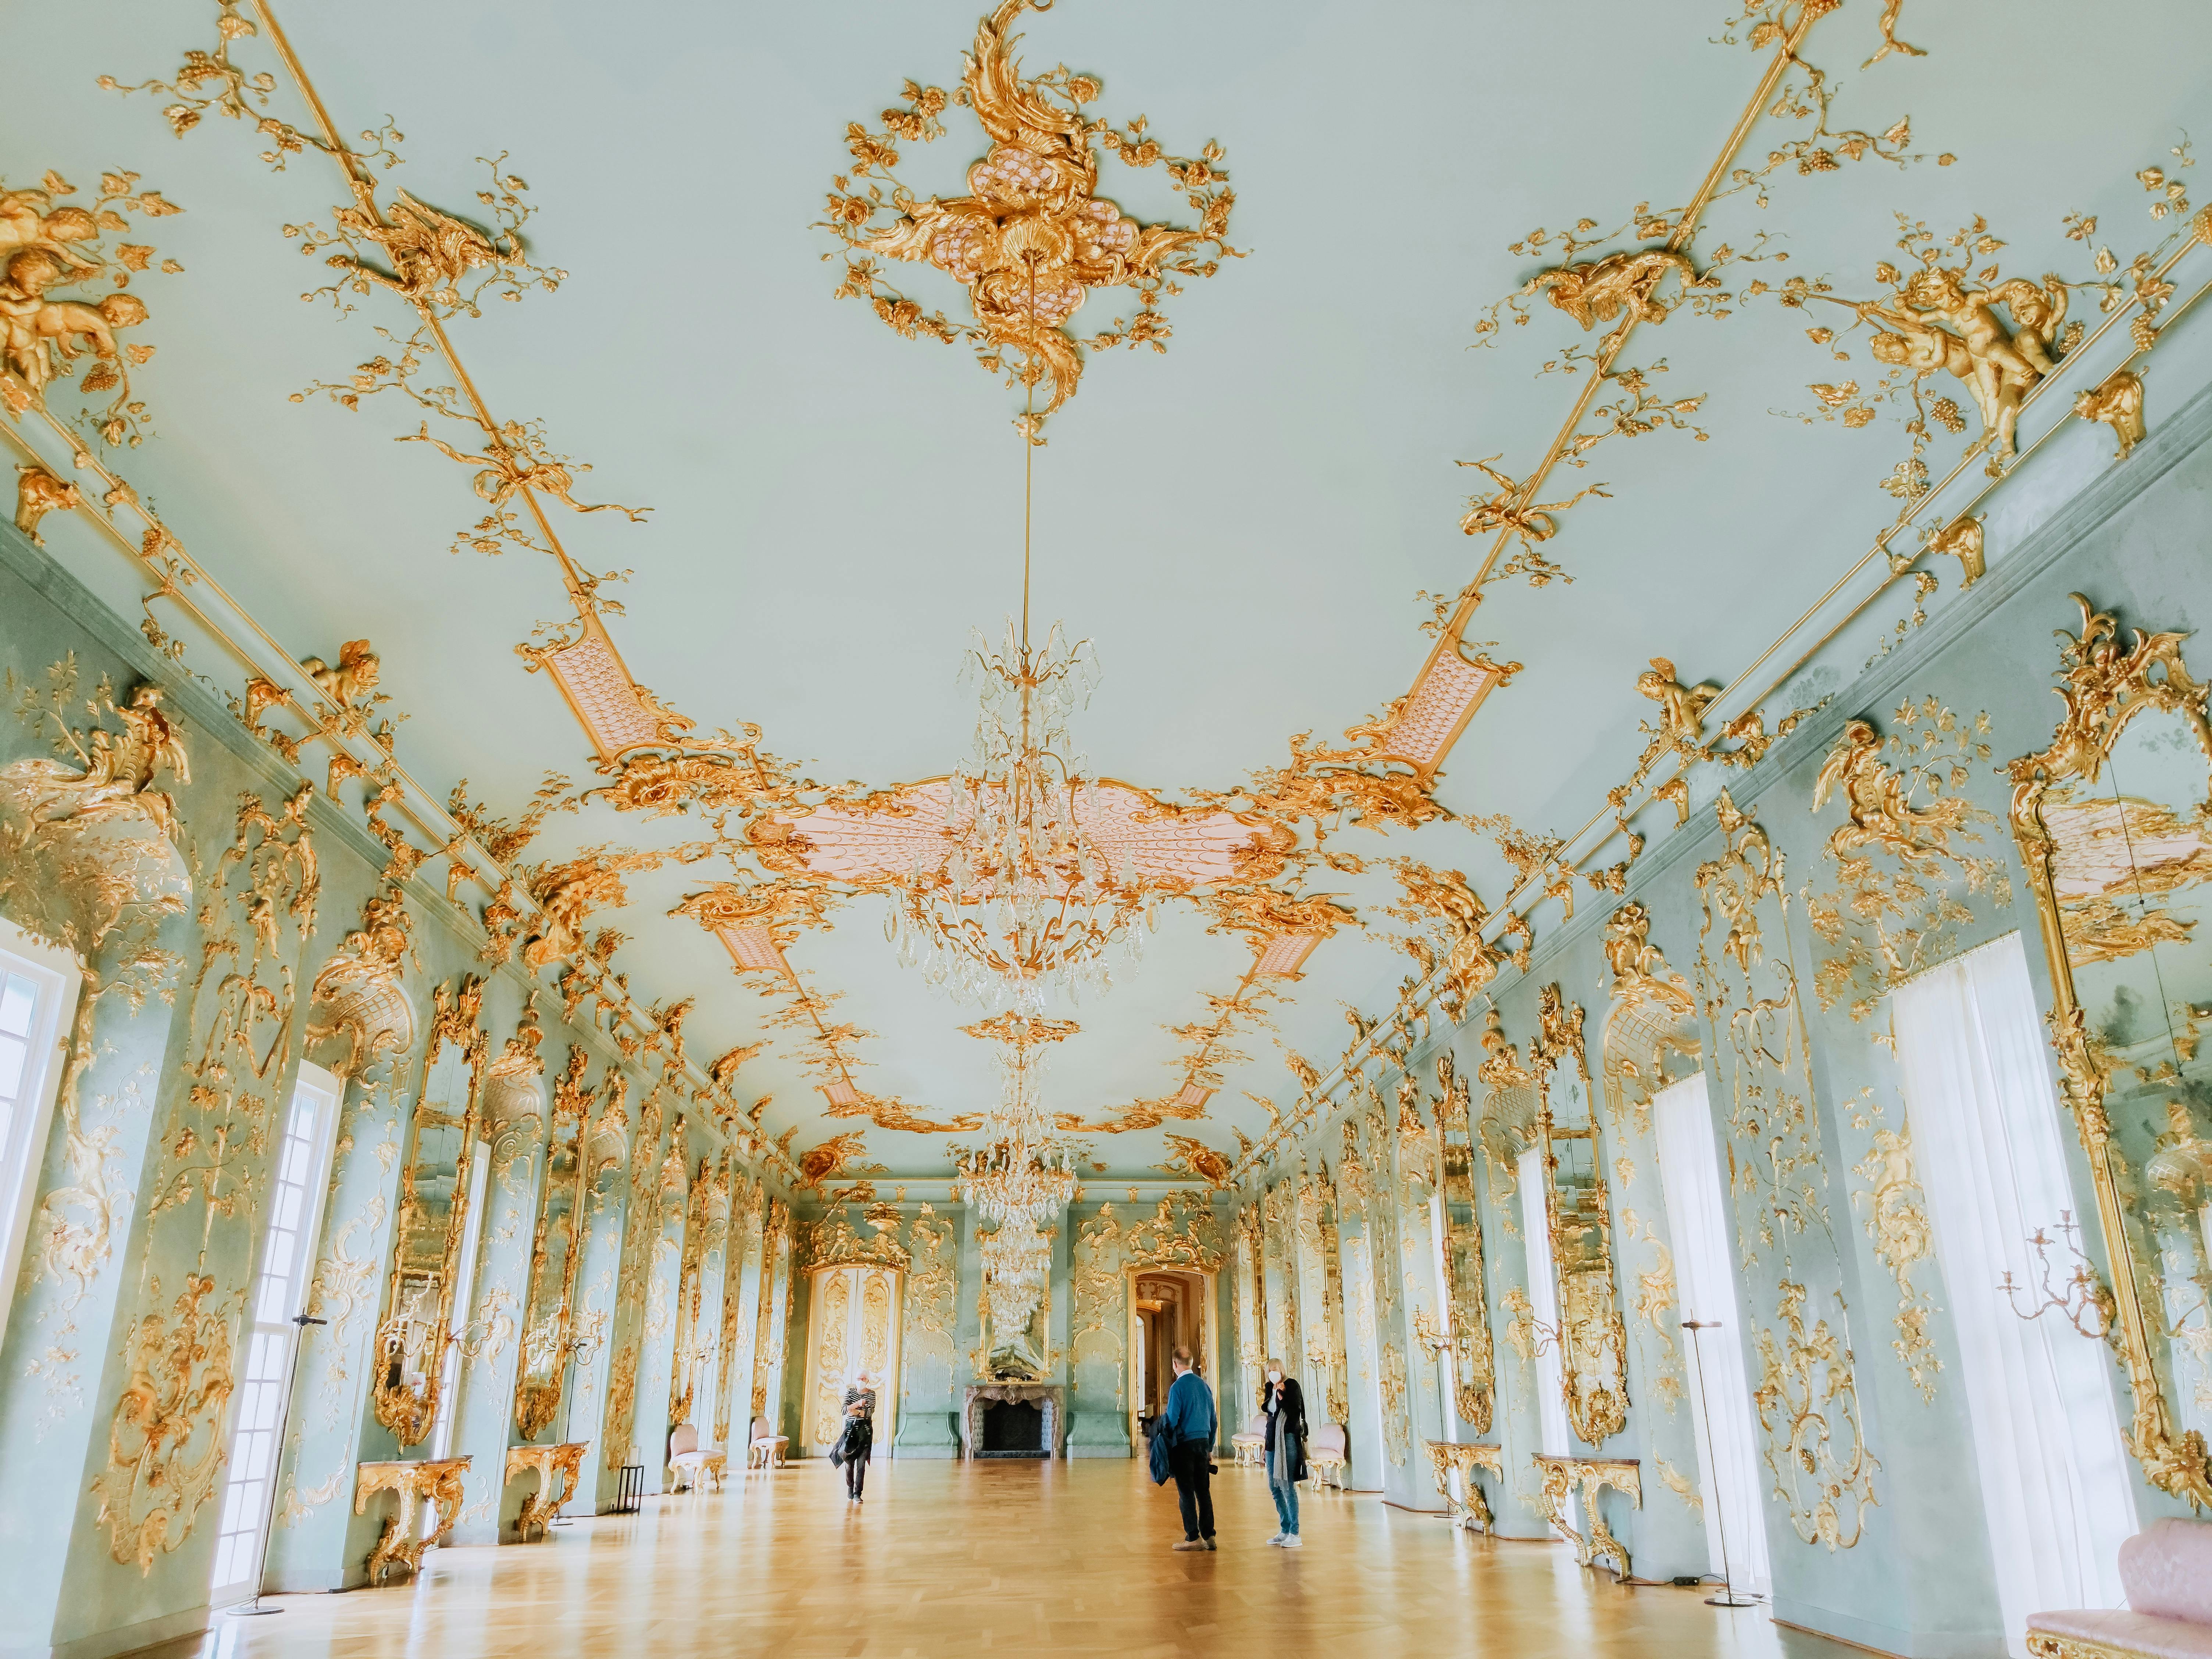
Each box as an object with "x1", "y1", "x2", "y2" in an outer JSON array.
[
  {"x1": 1598, "y1": 900, "x2": 1699, "y2": 1136},
  {"x1": 1385, "y1": 861, "x2": 1506, "y2": 1024},
  {"x1": 1847, "y1": 1094, "x2": 1941, "y2": 1403},
  {"x1": 89, "y1": 1272, "x2": 241, "y2": 1572},
  {"x1": 1806, "y1": 703, "x2": 2010, "y2": 1022},
  {"x1": 1697, "y1": 789, "x2": 1881, "y2": 1545},
  {"x1": 819, "y1": 0, "x2": 1238, "y2": 428},
  {"x1": 306, "y1": 888, "x2": 415, "y2": 1078}
]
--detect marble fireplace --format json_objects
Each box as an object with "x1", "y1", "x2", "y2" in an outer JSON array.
[{"x1": 961, "y1": 1383, "x2": 1066, "y2": 1459}]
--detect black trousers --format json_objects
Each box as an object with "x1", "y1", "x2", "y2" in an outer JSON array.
[
  {"x1": 845, "y1": 1449, "x2": 867, "y2": 1496},
  {"x1": 1171, "y1": 1442, "x2": 1214, "y2": 1540}
]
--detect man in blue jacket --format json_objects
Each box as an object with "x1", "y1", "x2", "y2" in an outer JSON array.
[{"x1": 1160, "y1": 1346, "x2": 1217, "y2": 1552}]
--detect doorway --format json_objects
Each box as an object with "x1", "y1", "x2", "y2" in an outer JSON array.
[
  {"x1": 1126, "y1": 1268, "x2": 1214, "y2": 1448},
  {"x1": 800, "y1": 1265, "x2": 903, "y2": 1456}
]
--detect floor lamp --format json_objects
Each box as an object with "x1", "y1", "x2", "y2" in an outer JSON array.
[
  {"x1": 550, "y1": 1331, "x2": 601, "y2": 1527},
  {"x1": 231, "y1": 1313, "x2": 327, "y2": 1617},
  {"x1": 1681, "y1": 1320, "x2": 1757, "y2": 1609}
]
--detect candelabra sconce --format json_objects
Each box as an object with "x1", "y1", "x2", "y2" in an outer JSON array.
[
  {"x1": 1411, "y1": 1307, "x2": 1451, "y2": 1364},
  {"x1": 2000, "y1": 1212, "x2": 2118, "y2": 1341}
]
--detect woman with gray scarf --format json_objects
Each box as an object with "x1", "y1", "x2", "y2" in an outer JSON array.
[{"x1": 1262, "y1": 1359, "x2": 1307, "y2": 1547}]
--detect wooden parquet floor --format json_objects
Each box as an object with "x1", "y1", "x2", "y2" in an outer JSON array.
[{"x1": 156, "y1": 1459, "x2": 1860, "y2": 1658}]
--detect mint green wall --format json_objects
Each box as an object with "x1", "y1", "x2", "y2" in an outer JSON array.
[
  {"x1": 0, "y1": 523, "x2": 787, "y2": 1656},
  {"x1": 1228, "y1": 378, "x2": 2212, "y2": 1657}
]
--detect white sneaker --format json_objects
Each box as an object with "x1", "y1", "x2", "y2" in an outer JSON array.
[
  {"x1": 1281, "y1": 1534, "x2": 1303, "y2": 1549},
  {"x1": 1266, "y1": 1533, "x2": 1285, "y2": 1546}
]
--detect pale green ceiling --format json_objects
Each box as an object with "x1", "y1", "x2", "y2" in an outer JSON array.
[{"x1": 11, "y1": 0, "x2": 2211, "y2": 1178}]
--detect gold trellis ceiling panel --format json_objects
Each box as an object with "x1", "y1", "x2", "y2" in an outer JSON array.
[{"x1": 754, "y1": 779, "x2": 1291, "y2": 893}]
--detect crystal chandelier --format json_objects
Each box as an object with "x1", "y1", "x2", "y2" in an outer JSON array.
[
  {"x1": 884, "y1": 618, "x2": 1153, "y2": 1011},
  {"x1": 882, "y1": 257, "x2": 1155, "y2": 1014},
  {"x1": 952, "y1": 1027, "x2": 1078, "y2": 1232}
]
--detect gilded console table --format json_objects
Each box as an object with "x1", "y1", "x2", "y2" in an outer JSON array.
[
  {"x1": 355, "y1": 1456, "x2": 471, "y2": 1585},
  {"x1": 1532, "y1": 1453, "x2": 1641, "y2": 1580},
  {"x1": 506, "y1": 1441, "x2": 589, "y2": 1540},
  {"x1": 1424, "y1": 1441, "x2": 1504, "y2": 1532}
]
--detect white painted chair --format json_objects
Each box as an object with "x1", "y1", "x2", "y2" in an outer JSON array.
[
  {"x1": 748, "y1": 1415, "x2": 789, "y2": 1471},
  {"x1": 667, "y1": 1423, "x2": 727, "y2": 1492}
]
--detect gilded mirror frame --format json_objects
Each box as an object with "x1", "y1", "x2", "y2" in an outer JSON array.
[
  {"x1": 513, "y1": 1045, "x2": 596, "y2": 1440},
  {"x1": 372, "y1": 975, "x2": 489, "y2": 1446},
  {"x1": 1435, "y1": 1051, "x2": 1496, "y2": 1434},
  {"x1": 1528, "y1": 985, "x2": 1630, "y2": 1446},
  {"x1": 2008, "y1": 593, "x2": 2212, "y2": 1508}
]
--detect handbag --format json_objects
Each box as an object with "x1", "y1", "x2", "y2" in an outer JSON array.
[{"x1": 1147, "y1": 1423, "x2": 1172, "y2": 1486}]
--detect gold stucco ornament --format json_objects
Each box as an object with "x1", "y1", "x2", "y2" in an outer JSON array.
[{"x1": 821, "y1": 0, "x2": 1238, "y2": 427}]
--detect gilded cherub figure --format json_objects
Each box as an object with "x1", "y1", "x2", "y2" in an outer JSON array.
[
  {"x1": 0, "y1": 190, "x2": 101, "y2": 273},
  {"x1": 1635, "y1": 657, "x2": 1719, "y2": 749},
  {"x1": 1, "y1": 249, "x2": 150, "y2": 396},
  {"x1": 1847, "y1": 268, "x2": 2070, "y2": 459},
  {"x1": 300, "y1": 638, "x2": 381, "y2": 707}
]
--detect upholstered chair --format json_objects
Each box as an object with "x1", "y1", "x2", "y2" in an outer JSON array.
[
  {"x1": 748, "y1": 1414, "x2": 791, "y2": 1471},
  {"x1": 1230, "y1": 1413, "x2": 1267, "y2": 1467},
  {"x1": 1305, "y1": 1423, "x2": 1349, "y2": 1490},
  {"x1": 2027, "y1": 1519, "x2": 2212, "y2": 1657},
  {"x1": 667, "y1": 1422, "x2": 727, "y2": 1492}
]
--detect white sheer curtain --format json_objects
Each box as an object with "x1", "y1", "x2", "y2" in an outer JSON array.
[
  {"x1": 1517, "y1": 1146, "x2": 1571, "y2": 1456},
  {"x1": 1891, "y1": 933, "x2": 2135, "y2": 1655},
  {"x1": 1653, "y1": 1070, "x2": 1773, "y2": 1596}
]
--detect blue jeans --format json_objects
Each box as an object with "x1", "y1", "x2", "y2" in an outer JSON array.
[{"x1": 1269, "y1": 1473, "x2": 1300, "y2": 1535}]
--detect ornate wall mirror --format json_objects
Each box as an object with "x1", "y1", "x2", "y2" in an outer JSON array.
[
  {"x1": 513, "y1": 1046, "x2": 594, "y2": 1440},
  {"x1": 2009, "y1": 595, "x2": 2212, "y2": 1506},
  {"x1": 668, "y1": 1153, "x2": 716, "y2": 1428},
  {"x1": 1435, "y1": 1052, "x2": 1496, "y2": 1435},
  {"x1": 373, "y1": 976, "x2": 489, "y2": 1446},
  {"x1": 1530, "y1": 985, "x2": 1630, "y2": 1446}
]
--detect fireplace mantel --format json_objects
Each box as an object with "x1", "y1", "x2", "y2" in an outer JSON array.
[{"x1": 961, "y1": 1383, "x2": 1066, "y2": 1460}]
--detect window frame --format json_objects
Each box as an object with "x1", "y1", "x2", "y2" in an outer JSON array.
[
  {"x1": 0, "y1": 920, "x2": 85, "y2": 1356},
  {"x1": 208, "y1": 1059, "x2": 343, "y2": 1607}
]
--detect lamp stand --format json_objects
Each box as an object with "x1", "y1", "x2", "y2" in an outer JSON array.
[{"x1": 1683, "y1": 1320, "x2": 1758, "y2": 1608}]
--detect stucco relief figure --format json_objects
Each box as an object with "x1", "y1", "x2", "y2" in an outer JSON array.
[
  {"x1": 1, "y1": 249, "x2": 150, "y2": 396},
  {"x1": 1635, "y1": 657, "x2": 1719, "y2": 749},
  {"x1": 1524, "y1": 249, "x2": 1701, "y2": 349},
  {"x1": 14, "y1": 463, "x2": 81, "y2": 544},
  {"x1": 2075, "y1": 369, "x2": 2147, "y2": 459},
  {"x1": 0, "y1": 682, "x2": 190, "y2": 841},
  {"x1": 1857, "y1": 269, "x2": 2069, "y2": 459},
  {"x1": 0, "y1": 189, "x2": 102, "y2": 272}
]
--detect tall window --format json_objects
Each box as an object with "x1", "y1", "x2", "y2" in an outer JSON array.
[
  {"x1": 1516, "y1": 1146, "x2": 1570, "y2": 1456},
  {"x1": 0, "y1": 924, "x2": 82, "y2": 1353},
  {"x1": 431, "y1": 1143, "x2": 489, "y2": 1460},
  {"x1": 210, "y1": 1062, "x2": 342, "y2": 1605},
  {"x1": 1653, "y1": 1070, "x2": 1773, "y2": 1596},
  {"x1": 1891, "y1": 934, "x2": 2136, "y2": 1655}
]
